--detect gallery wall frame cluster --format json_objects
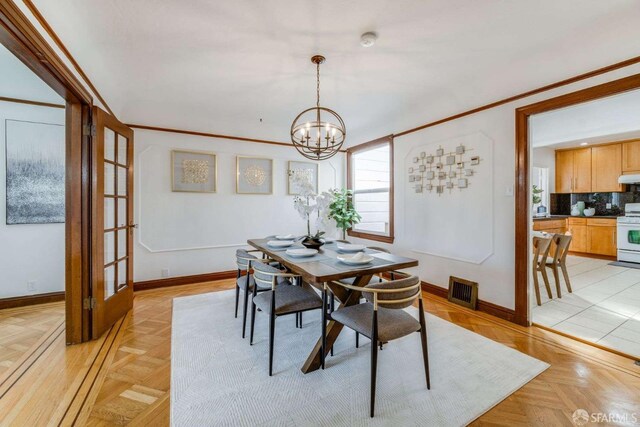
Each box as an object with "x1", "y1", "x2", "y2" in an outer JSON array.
[{"x1": 170, "y1": 149, "x2": 318, "y2": 196}]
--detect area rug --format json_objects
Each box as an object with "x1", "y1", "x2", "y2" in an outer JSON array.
[{"x1": 171, "y1": 290, "x2": 548, "y2": 426}]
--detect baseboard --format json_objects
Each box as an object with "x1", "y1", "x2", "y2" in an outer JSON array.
[
  {"x1": 134, "y1": 270, "x2": 237, "y2": 291},
  {"x1": 567, "y1": 251, "x2": 616, "y2": 261},
  {"x1": 0, "y1": 292, "x2": 65, "y2": 310},
  {"x1": 420, "y1": 281, "x2": 516, "y2": 323}
]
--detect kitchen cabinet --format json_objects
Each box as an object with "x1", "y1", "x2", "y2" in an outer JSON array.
[
  {"x1": 555, "y1": 150, "x2": 574, "y2": 193},
  {"x1": 586, "y1": 218, "x2": 617, "y2": 256},
  {"x1": 533, "y1": 219, "x2": 566, "y2": 235},
  {"x1": 591, "y1": 144, "x2": 623, "y2": 192},
  {"x1": 566, "y1": 218, "x2": 587, "y2": 252},
  {"x1": 555, "y1": 148, "x2": 591, "y2": 193},
  {"x1": 622, "y1": 139, "x2": 640, "y2": 173}
]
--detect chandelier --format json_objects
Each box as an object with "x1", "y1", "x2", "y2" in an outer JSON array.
[{"x1": 290, "y1": 55, "x2": 346, "y2": 160}]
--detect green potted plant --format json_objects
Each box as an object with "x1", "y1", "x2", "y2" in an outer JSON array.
[{"x1": 328, "y1": 189, "x2": 362, "y2": 240}]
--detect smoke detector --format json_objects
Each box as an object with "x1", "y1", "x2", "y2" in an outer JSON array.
[{"x1": 360, "y1": 32, "x2": 377, "y2": 47}]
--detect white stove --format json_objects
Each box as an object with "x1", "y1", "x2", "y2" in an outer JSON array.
[{"x1": 617, "y1": 203, "x2": 640, "y2": 263}]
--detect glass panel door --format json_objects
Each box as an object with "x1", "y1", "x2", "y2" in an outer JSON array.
[{"x1": 92, "y1": 107, "x2": 134, "y2": 339}]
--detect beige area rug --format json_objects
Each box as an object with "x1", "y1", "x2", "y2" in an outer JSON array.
[{"x1": 171, "y1": 290, "x2": 548, "y2": 426}]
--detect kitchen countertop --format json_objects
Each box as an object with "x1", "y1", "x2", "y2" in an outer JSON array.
[{"x1": 533, "y1": 215, "x2": 621, "y2": 221}]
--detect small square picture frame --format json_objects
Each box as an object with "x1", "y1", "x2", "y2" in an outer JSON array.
[
  {"x1": 471, "y1": 156, "x2": 480, "y2": 165},
  {"x1": 456, "y1": 145, "x2": 465, "y2": 155},
  {"x1": 446, "y1": 181, "x2": 454, "y2": 189},
  {"x1": 436, "y1": 148, "x2": 444, "y2": 157},
  {"x1": 409, "y1": 175, "x2": 415, "y2": 182},
  {"x1": 426, "y1": 155, "x2": 434, "y2": 164},
  {"x1": 420, "y1": 151, "x2": 426, "y2": 158},
  {"x1": 458, "y1": 178, "x2": 468, "y2": 188},
  {"x1": 446, "y1": 155, "x2": 456, "y2": 165},
  {"x1": 415, "y1": 184, "x2": 423, "y2": 193},
  {"x1": 419, "y1": 164, "x2": 426, "y2": 172},
  {"x1": 449, "y1": 170, "x2": 456, "y2": 178},
  {"x1": 465, "y1": 169, "x2": 473, "y2": 177},
  {"x1": 408, "y1": 167, "x2": 414, "y2": 173},
  {"x1": 426, "y1": 171, "x2": 435, "y2": 180},
  {"x1": 413, "y1": 157, "x2": 419, "y2": 163},
  {"x1": 425, "y1": 184, "x2": 433, "y2": 191},
  {"x1": 457, "y1": 161, "x2": 464, "y2": 169}
]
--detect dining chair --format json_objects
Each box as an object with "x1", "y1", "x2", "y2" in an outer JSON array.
[
  {"x1": 532, "y1": 236, "x2": 553, "y2": 306},
  {"x1": 249, "y1": 260, "x2": 323, "y2": 376},
  {"x1": 323, "y1": 275, "x2": 430, "y2": 417},
  {"x1": 544, "y1": 234, "x2": 573, "y2": 298},
  {"x1": 340, "y1": 246, "x2": 408, "y2": 349},
  {"x1": 235, "y1": 249, "x2": 265, "y2": 338}
]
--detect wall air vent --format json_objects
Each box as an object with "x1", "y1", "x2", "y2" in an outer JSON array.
[{"x1": 447, "y1": 276, "x2": 478, "y2": 310}]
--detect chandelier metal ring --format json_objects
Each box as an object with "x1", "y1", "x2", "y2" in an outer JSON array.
[{"x1": 290, "y1": 55, "x2": 346, "y2": 160}]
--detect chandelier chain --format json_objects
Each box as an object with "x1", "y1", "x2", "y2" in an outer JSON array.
[{"x1": 316, "y1": 61, "x2": 320, "y2": 108}]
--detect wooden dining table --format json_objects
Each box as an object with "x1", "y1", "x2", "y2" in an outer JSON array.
[{"x1": 247, "y1": 238, "x2": 419, "y2": 374}]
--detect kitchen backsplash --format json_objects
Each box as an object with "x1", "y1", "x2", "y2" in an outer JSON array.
[{"x1": 550, "y1": 185, "x2": 640, "y2": 216}]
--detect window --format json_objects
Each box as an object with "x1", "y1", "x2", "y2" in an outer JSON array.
[
  {"x1": 532, "y1": 166, "x2": 549, "y2": 210},
  {"x1": 347, "y1": 136, "x2": 394, "y2": 243}
]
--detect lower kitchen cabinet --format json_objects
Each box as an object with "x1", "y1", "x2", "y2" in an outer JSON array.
[
  {"x1": 567, "y1": 218, "x2": 588, "y2": 253},
  {"x1": 586, "y1": 218, "x2": 617, "y2": 256}
]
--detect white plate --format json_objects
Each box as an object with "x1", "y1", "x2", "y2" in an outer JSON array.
[
  {"x1": 285, "y1": 248, "x2": 318, "y2": 257},
  {"x1": 337, "y1": 254, "x2": 374, "y2": 265},
  {"x1": 267, "y1": 240, "x2": 294, "y2": 248},
  {"x1": 276, "y1": 234, "x2": 295, "y2": 240},
  {"x1": 336, "y1": 243, "x2": 366, "y2": 252}
]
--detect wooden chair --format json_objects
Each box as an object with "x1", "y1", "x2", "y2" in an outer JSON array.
[
  {"x1": 544, "y1": 234, "x2": 573, "y2": 298},
  {"x1": 249, "y1": 260, "x2": 323, "y2": 376},
  {"x1": 532, "y1": 236, "x2": 553, "y2": 306},
  {"x1": 323, "y1": 275, "x2": 430, "y2": 417}
]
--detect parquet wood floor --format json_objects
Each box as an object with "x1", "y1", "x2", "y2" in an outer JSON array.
[
  {"x1": 1, "y1": 280, "x2": 639, "y2": 426},
  {"x1": 0, "y1": 301, "x2": 64, "y2": 377}
]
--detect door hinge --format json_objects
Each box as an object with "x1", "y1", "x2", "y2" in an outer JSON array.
[
  {"x1": 83, "y1": 297, "x2": 96, "y2": 310},
  {"x1": 83, "y1": 124, "x2": 96, "y2": 137}
]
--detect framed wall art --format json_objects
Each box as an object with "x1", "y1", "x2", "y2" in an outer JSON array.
[
  {"x1": 287, "y1": 160, "x2": 318, "y2": 195},
  {"x1": 171, "y1": 150, "x2": 217, "y2": 193},
  {"x1": 5, "y1": 119, "x2": 65, "y2": 224},
  {"x1": 236, "y1": 156, "x2": 273, "y2": 194}
]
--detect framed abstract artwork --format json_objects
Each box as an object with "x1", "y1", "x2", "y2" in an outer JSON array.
[
  {"x1": 171, "y1": 150, "x2": 217, "y2": 193},
  {"x1": 287, "y1": 161, "x2": 318, "y2": 195},
  {"x1": 5, "y1": 119, "x2": 65, "y2": 224},
  {"x1": 236, "y1": 156, "x2": 273, "y2": 194}
]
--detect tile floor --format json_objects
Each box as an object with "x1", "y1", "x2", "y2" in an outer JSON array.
[{"x1": 531, "y1": 255, "x2": 640, "y2": 358}]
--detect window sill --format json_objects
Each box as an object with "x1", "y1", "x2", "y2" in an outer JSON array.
[{"x1": 347, "y1": 230, "x2": 394, "y2": 244}]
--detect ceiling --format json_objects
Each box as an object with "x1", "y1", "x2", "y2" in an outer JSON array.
[
  {"x1": 531, "y1": 88, "x2": 640, "y2": 149},
  {"x1": 0, "y1": 43, "x2": 62, "y2": 104},
  {"x1": 31, "y1": 0, "x2": 640, "y2": 146}
]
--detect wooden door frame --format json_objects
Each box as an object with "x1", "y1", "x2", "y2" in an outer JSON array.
[
  {"x1": 514, "y1": 73, "x2": 640, "y2": 326},
  {"x1": 0, "y1": 0, "x2": 94, "y2": 343}
]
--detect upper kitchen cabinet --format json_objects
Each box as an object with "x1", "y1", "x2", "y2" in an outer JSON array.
[
  {"x1": 555, "y1": 147, "x2": 591, "y2": 193},
  {"x1": 555, "y1": 149, "x2": 574, "y2": 193},
  {"x1": 622, "y1": 139, "x2": 640, "y2": 173},
  {"x1": 592, "y1": 144, "x2": 623, "y2": 192}
]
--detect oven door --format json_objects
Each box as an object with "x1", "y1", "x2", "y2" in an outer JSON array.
[{"x1": 617, "y1": 222, "x2": 640, "y2": 252}]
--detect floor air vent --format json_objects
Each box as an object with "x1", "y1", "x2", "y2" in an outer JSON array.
[{"x1": 447, "y1": 276, "x2": 478, "y2": 310}]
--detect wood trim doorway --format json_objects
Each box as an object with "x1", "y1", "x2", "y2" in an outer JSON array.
[
  {"x1": 514, "y1": 73, "x2": 640, "y2": 326},
  {"x1": 0, "y1": 0, "x2": 94, "y2": 344}
]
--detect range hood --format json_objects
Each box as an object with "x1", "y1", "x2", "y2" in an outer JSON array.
[{"x1": 618, "y1": 174, "x2": 640, "y2": 184}]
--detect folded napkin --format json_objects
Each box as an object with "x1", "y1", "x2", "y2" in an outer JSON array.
[{"x1": 350, "y1": 252, "x2": 366, "y2": 261}]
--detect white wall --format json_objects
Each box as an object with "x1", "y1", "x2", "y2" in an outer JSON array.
[
  {"x1": 134, "y1": 129, "x2": 344, "y2": 282},
  {"x1": 350, "y1": 63, "x2": 640, "y2": 311},
  {"x1": 0, "y1": 101, "x2": 65, "y2": 298}
]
